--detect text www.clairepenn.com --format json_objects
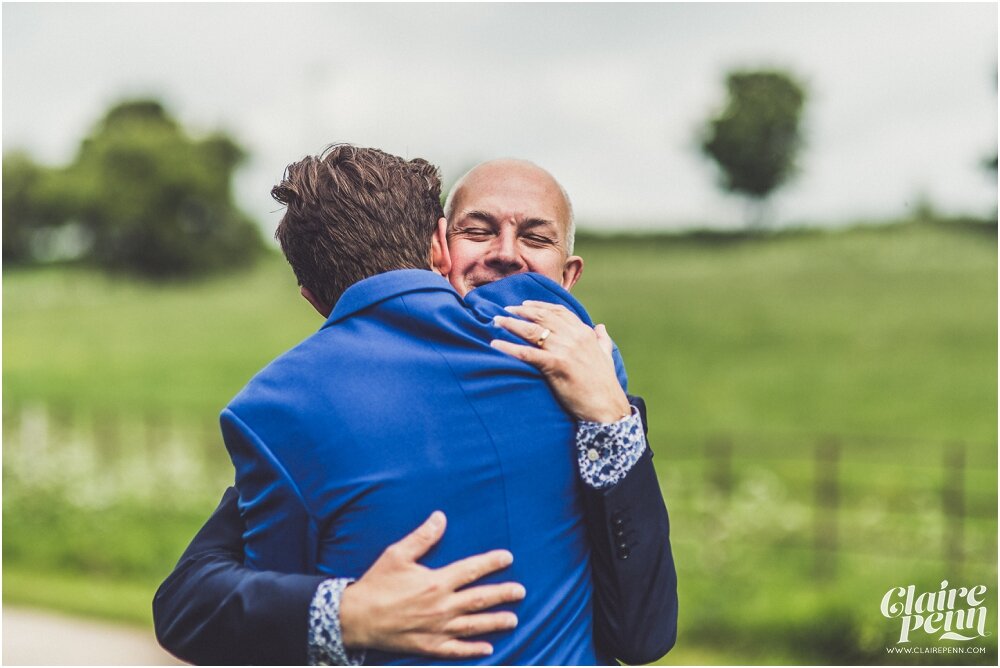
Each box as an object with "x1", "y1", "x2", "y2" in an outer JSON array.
[{"x1": 886, "y1": 646, "x2": 987, "y2": 654}]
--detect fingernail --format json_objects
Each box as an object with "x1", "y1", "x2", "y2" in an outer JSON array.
[
  {"x1": 493, "y1": 315, "x2": 503, "y2": 324},
  {"x1": 429, "y1": 511, "x2": 444, "y2": 528},
  {"x1": 511, "y1": 584, "x2": 526, "y2": 599},
  {"x1": 489, "y1": 339, "x2": 501, "y2": 349},
  {"x1": 506, "y1": 614, "x2": 519, "y2": 629},
  {"x1": 503, "y1": 305, "x2": 519, "y2": 313},
  {"x1": 499, "y1": 550, "x2": 514, "y2": 566},
  {"x1": 482, "y1": 645, "x2": 494, "y2": 656}
]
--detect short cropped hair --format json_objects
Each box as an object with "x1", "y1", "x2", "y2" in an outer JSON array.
[{"x1": 272, "y1": 144, "x2": 444, "y2": 307}]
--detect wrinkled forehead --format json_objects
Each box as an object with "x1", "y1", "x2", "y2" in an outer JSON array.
[{"x1": 452, "y1": 167, "x2": 571, "y2": 233}]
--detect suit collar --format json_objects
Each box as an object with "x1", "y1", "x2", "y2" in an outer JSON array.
[
  {"x1": 323, "y1": 269, "x2": 457, "y2": 328},
  {"x1": 323, "y1": 269, "x2": 586, "y2": 329},
  {"x1": 468, "y1": 272, "x2": 590, "y2": 324}
]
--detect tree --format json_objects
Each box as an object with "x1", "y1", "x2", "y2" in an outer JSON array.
[
  {"x1": 2, "y1": 152, "x2": 83, "y2": 264},
  {"x1": 4, "y1": 153, "x2": 51, "y2": 263},
  {"x1": 65, "y1": 99, "x2": 263, "y2": 277},
  {"x1": 700, "y1": 70, "x2": 807, "y2": 227},
  {"x1": 3, "y1": 98, "x2": 264, "y2": 277}
]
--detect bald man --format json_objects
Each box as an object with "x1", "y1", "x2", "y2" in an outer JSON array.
[
  {"x1": 444, "y1": 159, "x2": 583, "y2": 296},
  {"x1": 154, "y1": 158, "x2": 677, "y2": 665}
]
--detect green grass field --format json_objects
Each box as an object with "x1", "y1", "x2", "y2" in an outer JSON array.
[
  {"x1": 3, "y1": 218, "x2": 997, "y2": 663},
  {"x1": 5, "y1": 219, "x2": 996, "y2": 443}
]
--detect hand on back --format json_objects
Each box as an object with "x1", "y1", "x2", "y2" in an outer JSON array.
[{"x1": 340, "y1": 511, "x2": 526, "y2": 659}]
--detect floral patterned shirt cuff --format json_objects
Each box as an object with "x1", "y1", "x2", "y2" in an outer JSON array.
[
  {"x1": 576, "y1": 405, "x2": 647, "y2": 489},
  {"x1": 308, "y1": 578, "x2": 366, "y2": 666}
]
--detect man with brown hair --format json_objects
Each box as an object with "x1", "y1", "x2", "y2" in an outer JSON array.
[
  {"x1": 272, "y1": 148, "x2": 446, "y2": 312},
  {"x1": 155, "y1": 146, "x2": 676, "y2": 665}
]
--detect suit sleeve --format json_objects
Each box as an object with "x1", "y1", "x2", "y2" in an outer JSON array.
[
  {"x1": 584, "y1": 395, "x2": 679, "y2": 664},
  {"x1": 220, "y1": 407, "x2": 318, "y2": 574},
  {"x1": 152, "y1": 486, "x2": 328, "y2": 665}
]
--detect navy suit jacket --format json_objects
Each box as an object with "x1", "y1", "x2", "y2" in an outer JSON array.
[{"x1": 153, "y1": 271, "x2": 677, "y2": 664}]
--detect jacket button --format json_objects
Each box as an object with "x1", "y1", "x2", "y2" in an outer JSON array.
[
  {"x1": 613, "y1": 518, "x2": 624, "y2": 528},
  {"x1": 617, "y1": 548, "x2": 630, "y2": 560}
]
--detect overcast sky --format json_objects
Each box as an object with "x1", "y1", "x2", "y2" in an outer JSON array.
[{"x1": 3, "y1": 3, "x2": 997, "y2": 234}]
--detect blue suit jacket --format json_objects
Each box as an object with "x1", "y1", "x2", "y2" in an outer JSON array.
[{"x1": 154, "y1": 271, "x2": 677, "y2": 665}]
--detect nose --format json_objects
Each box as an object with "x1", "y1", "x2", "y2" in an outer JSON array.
[{"x1": 484, "y1": 229, "x2": 524, "y2": 273}]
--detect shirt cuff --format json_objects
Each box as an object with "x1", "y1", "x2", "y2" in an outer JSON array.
[
  {"x1": 576, "y1": 405, "x2": 647, "y2": 490},
  {"x1": 308, "y1": 578, "x2": 367, "y2": 666}
]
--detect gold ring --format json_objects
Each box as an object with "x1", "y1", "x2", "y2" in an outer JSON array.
[{"x1": 536, "y1": 328, "x2": 551, "y2": 348}]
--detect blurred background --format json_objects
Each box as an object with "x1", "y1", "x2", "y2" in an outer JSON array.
[{"x1": 2, "y1": 3, "x2": 997, "y2": 665}]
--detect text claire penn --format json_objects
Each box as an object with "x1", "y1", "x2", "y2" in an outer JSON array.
[{"x1": 881, "y1": 581, "x2": 990, "y2": 644}]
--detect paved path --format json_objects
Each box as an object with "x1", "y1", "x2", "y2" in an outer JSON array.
[{"x1": 2, "y1": 607, "x2": 184, "y2": 665}]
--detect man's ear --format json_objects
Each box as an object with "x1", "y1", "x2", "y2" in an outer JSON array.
[
  {"x1": 560, "y1": 255, "x2": 584, "y2": 291},
  {"x1": 430, "y1": 216, "x2": 452, "y2": 276},
  {"x1": 300, "y1": 286, "x2": 332, "y2": 318}
]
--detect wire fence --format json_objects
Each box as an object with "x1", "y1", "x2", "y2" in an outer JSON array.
[
  {"x1": 656, "y1": 431, "x2": 998, "y2": 581},
  {"x1": 3, "y1": 402, "x2": 997, "y2": 579}
]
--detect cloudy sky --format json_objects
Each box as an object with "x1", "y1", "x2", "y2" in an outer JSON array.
[{"x1": 3, "y1": 3, "x2": 997, "y2": 233}]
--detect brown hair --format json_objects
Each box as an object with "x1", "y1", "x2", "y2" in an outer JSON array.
[{"x1": 272, "y1": 144, "x2": 444, "y2": 307}]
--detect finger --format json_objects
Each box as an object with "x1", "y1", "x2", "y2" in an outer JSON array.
[
  {"x1": 390, "y1": 510, "x2": 446, "y2": 561},
  {"x1": 493, "y1": 315, "x2": 548, "y2": 345},
  {"x1": 594, "y1": 324, "x2": 614, "y2": 358},
  {"x1": 439, "y1": 548, "x2": 514, "y2": 589},
  {"x1": 490, "y1": 339, "x2": 548, "y2": 368},
  {"x1": 507, "y1": 302, "x2": 586, "y2": 332},
  {"x1": 518, "y1": 300, "x2": 572, "y2": 316},
  {"x1": 442, "y1": 611, "x2": 519, "y2": 638},
  {"x1": 431, "y1": 639, "x2": 494, "y2": 659},
  {"x1": 503, "y1": 303, "x2": 552, "y2": 326},
  {"x1": 452, "y1": 582, "x2": 527, "y2": 613}
]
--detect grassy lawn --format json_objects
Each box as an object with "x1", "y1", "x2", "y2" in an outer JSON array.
[
  {"x1": 3, "y1": 252, "x2": 317, "y2": 418},
  {"x1": 5, "y1": 220, "x2": 995, "y2": 445},
  {"x1": 3, "y1": 218, "x2": 997, "y2": 663},
  {"x1": 574, "y1": 221, "x2": 997, "y2": 446},
  {"x1": 3, "y1": 567, "x2": 159, "y2": 627}
]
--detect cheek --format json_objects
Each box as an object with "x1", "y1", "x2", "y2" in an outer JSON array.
[
  {"x1": 522, "y1": 251, "x2": 564, "y2": 280},
  {"x1": 446, "y1": 244, "x2": 476, "y2": 273},
  {"x1": 445, "y1": 245, "x2": 475, "y2": 291}
]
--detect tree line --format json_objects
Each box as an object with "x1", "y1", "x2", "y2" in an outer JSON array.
[
  {"x1": 4, "y1": 70, "x2": 809, "y2": 279},
  {"x1": 3, "y1": 100, "x2": 264, "y2": 278}
]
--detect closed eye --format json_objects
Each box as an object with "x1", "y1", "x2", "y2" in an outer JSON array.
[
  {"x1": 523, "y1": 234, "x2": 555, "y2": 246},
  {"x1": 462, "y1": 227, "x2": 493, "y2": 238}
]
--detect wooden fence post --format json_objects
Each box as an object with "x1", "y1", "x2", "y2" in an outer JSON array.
[
  {"x1": 92, "y1": 409, "x2": 121, "y2": 465},
  {"x1": 942, "y1": 442, "x2": 966, "y2": 577},
  {"x1": 2, "y1": 401, "x2": 20, "y2": 441},
  {"x1": 144, "y1": 410, "x2": 167, "y2": 459},
  {"x1": 705, "y1": 435, "x2": 733, "y2": 500},
  {"x1": 49, "y1": 402, "x2": 74, "y2": 436},
  {"x1": 814, "y1": 437, "x2": 840, "y2": 579}
]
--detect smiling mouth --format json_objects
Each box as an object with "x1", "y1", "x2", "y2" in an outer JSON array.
[{"x1": 468, "y1": 271, "x2": 518, "y2": 288}]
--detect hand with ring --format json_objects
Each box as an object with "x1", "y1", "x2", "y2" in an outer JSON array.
[
  {"x1": 535, "y1": 328, "x2": 551, "y2": 348},
  {"x1": 490, "y1": 301, "x2": 632, "y2": 423}
]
